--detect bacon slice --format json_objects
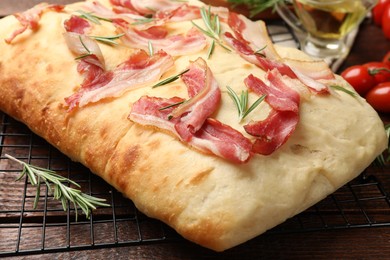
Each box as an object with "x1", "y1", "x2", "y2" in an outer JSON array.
[
  {"x1": 226, "y1": 12, "x2": 333, "y2": 93},
  {"x1": 64, "y1": 15, "x2": 91, "y2": 34},
  {"x1": 129, "y1": 97, "x2": 253, "y2": 163},
  {"x1": 245, "y1": 110, "x2": 299, "y2": 155},
  {"x1": 117, "y1": 24, "x2": 207, "y2": 56},
  {"x1": 110, "y1": 0, "x2": 184, "y2": 15},
  {"x1": 172, "y1": 58, "x2": 221, "y2": 141},
  {"x1": 155, "y1": 4, "x2": 201, "y2": 22},
  {"x1": 224, "y1": 32, "x2": 329, "y2": 93},
  {"x1": 5, "y1": 3, "x2": 64, "y2": 44},
  {"x1": 82, "y1": 1, "x2": 196, "y2": 30},
  {"x1": 63, "y1": 32, "x2": 105, "y2": 70},
  {"x1": 190, "y1": 118, "x2": 253, "y2": 163},
  {"x1": 243, "y1": 71, "x2": 300, "y2": 155},
  {"x1": 83, "y1": 1, "x2": 160, "y2": 31},
  {"x1": 228, "y1": 12, "x2": 280, "y2": 60},
  {"x1": 224, "y1": 32, "x2": 296, "y2": 78},
  {"x1": 129, "y1": 96, "x2": 184, "y2": 132},
  {"x1": 65, "y1": 61, "x2": 113, "y2": 111},
  {"x1": 65, "y1": 49, "x2": 174, "y2": 109},
  {"x1": 283, "y1": 58, "x2": 335, "y2": 80},
  {"x1": 85, "y1": 1, "x2": 144, "y2": 19},
  {"x1": 110, "y1": 0, "x2": 134, "y2": 11}
]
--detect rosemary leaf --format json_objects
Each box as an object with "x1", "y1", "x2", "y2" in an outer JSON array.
[
  {"x1": 89, "y1": 34, "x2": 125, "y2": 45},
  {"x1": 76, "y1": 10, "x2": 112, "y2": 24},
  {"x1": 131, "y1": 18, "x2": 155, "y2": 25},
  {"x1": 242, "y1": 94, "x2": 267, "y2": 119},
  {"x1": 191, "y1": 21, "x2": 214, "y2": 38},
  {"x1": 330, "y1": 85, "x2": 357, "y2": 97},
  {"x1": 207, "y1": 40, "x2": 216, "y2": 59},
  {"x1": 192, "y1": 6, "x2": 230, "y2": 57},
  {"x1": 75, "y1": 35, "x2": 92, "y2": 60},
  {"x1": 151, "y1": 69, "x2": 189, "y2": 88},
  {"x1": 227, "y1": 86, "x2": 244, "y2": 117},
  {"x1": 159, "y1": 101, "x2": 185, "y2": 111},
  {"x1": 227, "y1": 86, "x2": 266, "y2": 121},
  {"x1": 75, "y1": 53, "x2": 93, "y2": 60},
  {"x1": 254, "y1": 45, "x2": 267, "y2": 57},
  {"x1": 6, "y1": 154, "x2": 110, "y2": 220},
  {"x1": 34, "y1": 176, "x2": 41, "y2": 209},
  {"x1": 26, "y1": 167, "x2": 38, "y2": 186},
  {"x1": 16, "y1": 167, "x2": 26, "y2": 181}
]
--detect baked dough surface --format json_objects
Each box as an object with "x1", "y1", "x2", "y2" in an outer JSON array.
[{"x1": 0, "y1": 0, "x2": 387, "y2": 251}]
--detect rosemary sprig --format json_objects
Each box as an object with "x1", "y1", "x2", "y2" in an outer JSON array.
[
  {"x1": 76, "y1": 10, "x2": 112, "y2": 24},
  {"x1": 75, "y1": 35, "x2": 92, "y2": 60},
  {"x1": 374, "y1": 123, "x2": 390, "y2": 166},
  {"x1": 6, "y1": 154, "x2": 110, "y2": 220},
  {"x1": 226, "y1": 86, "x2": 266, "y2": 122},
  {"x1": 89, "y1": 33, "x2": 125, "y2": 45},
  {"x1": 330, "y1": 85, "x2": 357, "y2": 97},
  {"x1": 151, "y1": 69, "x2": 189, "y2": 88},
  {"x1": 159, "y1": 100, "x2": 185, "y2": 111},
  {"x1": 254, "y1": 45, "x2": 267, "y2": 57},
  {"x1": 131, "y1": 17, "x2": 155, "y2": 25},
  {"x1": 191, "y1": 6, "x2": 230, "y2": 58},
  {"x1": 227, "y1": 0, "x2": 282, "y2": 17},
  {"x1": 207, "y1": 40, "x2": 216, "y2": 60}
]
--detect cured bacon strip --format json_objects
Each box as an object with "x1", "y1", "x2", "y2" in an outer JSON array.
[
  {"x1": 171, "y1": 58, "x2": 221, "y2": 141},
  {"x1": 190, "y1": 118, "x2": 253, "y2": 163},
  {"x1": 82, "y1": 1, "x2": 146, "y2": 25},
  {"x1": 129, "y1": 57, "x2": 252, "y2": 163},
  {"x1": 65, "y1": 49, "x2": 174, "y2": 109},
  {"x1": 283, "y1": 58, "x2": 335, "y2": 80},
  {"x1": 110, "y1": 0, "x2": 134, "y2": 11},
  {"x1": 110, "y1": 0, "x2": 184, "y2": 15},
  {"x1": 224, "y1": 32, "x2": 296, "y2": 78},
  {"x1": 155, "y1": 4, "x2": 201, "y2": 22},
  {"x1": 226, "y1": 12, "x2": 333, "y2": 90},
  {"x1": 155, "y1": 5, "x2": 228, "y2": 23},
  {"x1": 88, "y1": 1, "x2": 143, "y2": 19},
  {"x1": 245, "y1": 110, "x2": 299, "y2": 155},
  {"x1": 129, "y1": 97, "x2": 253, "y2": 163},
  {"x1": 65, "y1": 61, "x2": 113, "y2": 111},
  {"x1": 82, "y1": 1, "x2": 194, "y2": 29},
  {"x1": 5, "y1": 3, "x2": 64, "y2": 44},
  {"x1": 117, "y1": 24, "x2": 207, "y2": 56},
  {"x1": 244, "y1": 71, "x2": 300, "y2": 155},
  {"x1": 228, "y1": 12, "x2": 280, "y2": 61},
  {"x1": 63, "y1": 32, "x2": 105, "y2": 70},
  {"x1": 133, "y1": 26, "x2": 168, "y2": 39},
  {"x1": 224, "y1": 32, "x2": 329, "y2": 93},
  {"x1": 64, "y1": 15, "x2": 91, "y2": 34},
  {"x1": 129, "y1": 96, "x2": 184, "y2": 132}
]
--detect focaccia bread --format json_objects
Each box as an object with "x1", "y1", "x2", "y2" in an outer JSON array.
[{"x1": 0, "y1": 0, "x2": 387, "y2": 251}]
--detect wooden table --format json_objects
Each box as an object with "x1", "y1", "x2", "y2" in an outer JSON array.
[{"x1": 1, "y1": 1, "x2": 390, "y2": 259}]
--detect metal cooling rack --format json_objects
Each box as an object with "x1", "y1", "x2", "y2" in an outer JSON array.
[
  {"x1": 2, "y1": 113, "x2": 390, "y2": 257},
  {"x1": 1, "y1": 22, "x2": 390, "y2": 257}
]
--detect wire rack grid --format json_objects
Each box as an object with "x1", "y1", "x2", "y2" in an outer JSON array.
[{"x1": 1, "y1": 22, "x2": 390, "y2": 257}]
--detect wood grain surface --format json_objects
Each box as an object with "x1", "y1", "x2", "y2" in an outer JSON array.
[{"x1": 0, "y1": 1, "x2": 390, "y2": 259}]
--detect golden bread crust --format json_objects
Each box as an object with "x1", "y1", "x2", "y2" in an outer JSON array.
[{"x1": 0, "y1": 1, "x2": 387, "y2": 251}]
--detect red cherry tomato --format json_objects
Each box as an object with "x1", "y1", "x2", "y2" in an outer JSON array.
[
  {"x1": 383, "y1": 51, "x2": 390, "y2": 66},
  {"x1": 366, "y1": 82, "x2": 390, "y2": 113},
  {"x1": 382, "y1": 4, "x2": 390, "y2": 39},
  {"x1": 373, "y1": 0, "x2": 390, "y2": 26},
  {"x1": 363, "y1": 62, "x2": 390, "y2": 84},
  {"x1": 341, "y1": 65, "x2": 377, "y2": 96}
]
